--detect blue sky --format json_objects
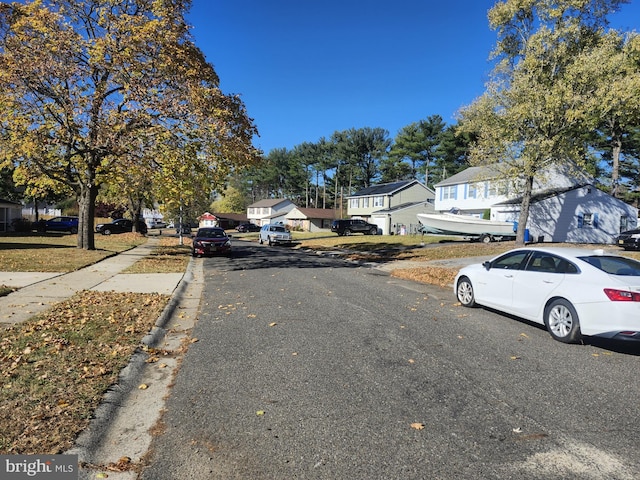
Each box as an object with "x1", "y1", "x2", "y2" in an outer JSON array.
[{"x1": 187, "y1": 1, "x2": 640, "y2": 155}]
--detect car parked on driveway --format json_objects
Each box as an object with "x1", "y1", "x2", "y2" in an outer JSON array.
[
  {"x1": 95, "y1": 218, "x2": 148, "y2": 235},
  {"x1": 259, "y1": 224, "x2": 292, "y2": 246},
  {"x1": 146, "y1": 219, "x2": 167, "y2": 229},
  {"x1": 36, "y1": 216, "x2": 79, "y2": 234},
  {"x1": 617, "y1": 229, "x2": 640, "y2": 250},
  {"x1": 331, "y1": 219, "x2": 379, "y2": 236},
  {"x1": 236, "y1": 223, "x2": 261, "y2": 233},
  {"x1": 191, "y1": 227, "x2": 232, "y2": 257},
  {"x1": 454, "y1": 246, "x2": 640, "y2": 344}
]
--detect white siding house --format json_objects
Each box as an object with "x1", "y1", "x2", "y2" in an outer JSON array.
[
  {"x1": 434, "y1": 164, "x2": 591, "y2": 219},
  {"x1": 433, "y1": 164, "x2": 637, "y2": 244},
  {"x1": 492, "y1": 185, "x2": 637, "y2": 244},
  {"x1": 247, "y1": 199, "x2": 296, "y2": 226}
]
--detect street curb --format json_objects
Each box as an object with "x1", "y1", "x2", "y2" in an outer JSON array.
[
  {"x1": 141, "y1": 256, "x2": 194, "y2": 348},
  {"x1": 67, "y1": 257, "x2": 195, "y2": 468}
]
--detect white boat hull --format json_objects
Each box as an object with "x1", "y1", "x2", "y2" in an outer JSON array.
[{"x1": 417, "y1": 213, "x2": 516, "y2": 237}]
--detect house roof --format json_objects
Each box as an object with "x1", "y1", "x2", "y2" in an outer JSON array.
[
  {"x1": 434, "y1": 165, "x2": 500, "y2": 187},
  {"x1": 349, "y1": 179, "x2": 427, "y2": 198},
  {"x1": 210, "y1": 212, "x2": 248, "y2": 222},
  {"x1": 493, "y1": 184, "x2": 593, "y2": 205},
  {"x1": 435, "y1": 162, "x2": 595, "y2": 188},
  {"x1": 248, "y1": 198, "x2": 294, "y2": 208},
  {"x1": 286, "y1": 207, "x2": 336, "y2": 220},
  {"x1": 0, "y1": 198, "x2": 22, "y2": 206},
  {"x1": 370, "y1": 201, "x2": 435, "y2": 214}
]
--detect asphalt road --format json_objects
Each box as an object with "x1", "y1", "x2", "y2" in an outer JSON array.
[{"x1": 139, "y1": 243, "x2": 640, "y2": 480}]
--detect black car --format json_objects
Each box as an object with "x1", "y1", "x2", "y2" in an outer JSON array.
[
  {"x1": 95, "y1": 218, "x2": 148, "y2": 235},
  {"x1": 618, "y1": 229, "x2": 640, "y2": 250},
  {"x1": 236, "y1": 223, "x2": 260, "y2": 233},
  {"x1": 331, "y1": 219, "x2": 379, "y2": 236},
  {"x1": 191, "y1": 227, "x2": 232, "y2": 257},
  {"x1": 36, "y1": 216, "x2": 79, "y2": 233}
]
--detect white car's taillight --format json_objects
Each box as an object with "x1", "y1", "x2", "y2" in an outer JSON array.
[{"x1": 604, "y1": 288, "x2": 640, "y2": 302}]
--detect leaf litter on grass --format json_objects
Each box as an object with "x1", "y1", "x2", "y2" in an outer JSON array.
[{"x1": 0, "y1": 290, "x2": 169, "y2": 454}]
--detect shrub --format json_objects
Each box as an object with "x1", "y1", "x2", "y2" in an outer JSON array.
[{"x1": 11, "y1": 217, "x2": 32, "y2": 232}]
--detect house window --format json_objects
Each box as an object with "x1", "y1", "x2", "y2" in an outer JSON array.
[
  {"x1": 363, "y1": 197, "x2": 370, "y2": 208},
  {"x1": 467, "y1": 183, "x2": 477, "y2": 199},
  {"x1": 620, "y1": 215, "x2": 629, "y2": 233},
  {"x1": 373, "y1": 196, "x2": 384, "y2": 207},
  {"x1": 578, "y1": 213, "x2": 598, "y2": 228},
  {"x1": 349, "y1": 198, "x2": 359, "y2": 208},
  {"x1": 442, "y1": 185, "x2": 457, "y2": 200}
]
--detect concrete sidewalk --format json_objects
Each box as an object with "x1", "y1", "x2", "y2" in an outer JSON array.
[
  {"x1": 1, "y1": 236, "x2": 202, "y2": 479},
  {"x1": 0, "y1": 237, "x2": 185, "y2": 328}
]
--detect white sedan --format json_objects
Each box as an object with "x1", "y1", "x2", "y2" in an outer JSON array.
[{"x1": 454, "y1": 246, "x2": 640, "y2": 343}]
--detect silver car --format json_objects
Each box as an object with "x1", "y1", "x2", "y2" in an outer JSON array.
[{"x1": 259, "y1": 224, "x2": 292, "y2": 246}]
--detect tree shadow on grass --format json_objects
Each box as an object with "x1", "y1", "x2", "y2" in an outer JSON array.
[{"x1": 0, "y1": 242, "x2": 73, "y2": 250}]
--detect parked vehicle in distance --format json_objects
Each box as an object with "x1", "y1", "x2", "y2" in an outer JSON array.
[
  {"x1": 617, "y1": 228, "x2": 640, "y2": 250},
  {"x1": 454, "y1": 246, "x2": 640, "y2": 344},
  {"x1": 146, "y1": 219, "x2": 167, "y2": 229},
  {"x1": 236, "y1": 223, "x2": 261, "y2": 233},
  {"x1": 36, "y1": 216, "x2": 79, "y2": 234},
  {"x1": 176, "y1": 224, "x2": 192, "y2": 235},
  {"x1": 95, "y1": 218, "x2": 148, "y2": 235},
  {"x1": 259, "y1": 224, "x2": 292, "y2": 246},
  {"x1": 191, "y1": 227, "x2": 232, "y2": 257},
  {"x1": 331, "y1": 219, "x2": 379, "y2": 236}
]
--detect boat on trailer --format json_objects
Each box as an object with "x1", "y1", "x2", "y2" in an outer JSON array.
[{"x1": 416, "y1": 211, "x2": 516, "y2": 243}]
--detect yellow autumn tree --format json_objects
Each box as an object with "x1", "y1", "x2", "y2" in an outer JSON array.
[{"x1": 0, "y1": 0, "x2": 260, "y2": 249}]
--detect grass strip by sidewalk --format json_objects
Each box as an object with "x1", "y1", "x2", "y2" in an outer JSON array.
[
  {"x1": 0, "y1": 235, "x2": 190, "y2": 454},
  {"x1": 0, "y1": 290, "x2": 170, "y2": 454},
  {"x1": 0, "y1": 233, "x2": 148, "y2": 273}
]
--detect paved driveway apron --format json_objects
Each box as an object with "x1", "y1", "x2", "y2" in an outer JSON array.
[{"x1": 140, "y1": 244, "x2": 640, "y2": 480}]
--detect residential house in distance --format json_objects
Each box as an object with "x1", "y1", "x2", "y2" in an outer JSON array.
[
  {"x1": 247, "y1": 198, "x2": 296, "y2": 226},
  {"x1": 0, "y1": 198, "x2": 23, "y2": 232},
  {"x1": 346, "y1": 179, "x2": 435, "y2": 235},
  {"x1": 432, "y1": 164, "x2": 637, "y2": 244},
  {"x1": 285, "y1": 207, "x2": 335, "y2": 232},
  {"x1": 201, "y1": 212, "x2": 248, "y2": 230}
]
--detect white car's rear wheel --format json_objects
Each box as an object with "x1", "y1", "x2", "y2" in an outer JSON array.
[
  {"x1": 456, "y1": 277, "x2": 476, "y2": 307},
  {"x1": 545, "y1": 299, "x2": 581, "y2": 344}
]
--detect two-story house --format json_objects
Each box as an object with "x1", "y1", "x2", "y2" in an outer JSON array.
[
  {"x1": 346, "y1": 180, "x2": 435, "y2": 235},
  {"x1": 433, "y1": 164, "x2": 637, "y2": 244},
  {"x1": 247, "y1": 199, "x2": 296, "y2": 226}
]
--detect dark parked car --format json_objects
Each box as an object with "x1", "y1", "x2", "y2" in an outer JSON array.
[
  {"x1": 191, "y1": 227, "x2": 232, "y2": 257},
  {"x1": 36, "y1": 216, "x2": 79, "y2": 233},
  {"x1": 617, "y1": 229, "x2": 640, "y2": 250},
  {"x1": 236, "y1": 223, "x2": 260, "y2": 233},
  {"x1": 176, "y1": 224, "x2": 192, "y2": 235},
  {"x1": 95, "y1": 218, "x2": 148, "y2": 235},
  {"x1": 331, "y1": 219, "x2": 379, "y2": 236}
]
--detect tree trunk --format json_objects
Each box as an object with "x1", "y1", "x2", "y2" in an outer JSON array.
[
  {"x1": 128, "y1": 197, "x2": 144, "y2": 233},
  {"x1": 611, "y1": 126, "x2": 622, "y2": 198},
  {"x1": 77, "y1": 183, "x2": 98, "y2": 250},
  {"x1": 515, "y1": 174, "x2": 534, "y2": 247}
]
